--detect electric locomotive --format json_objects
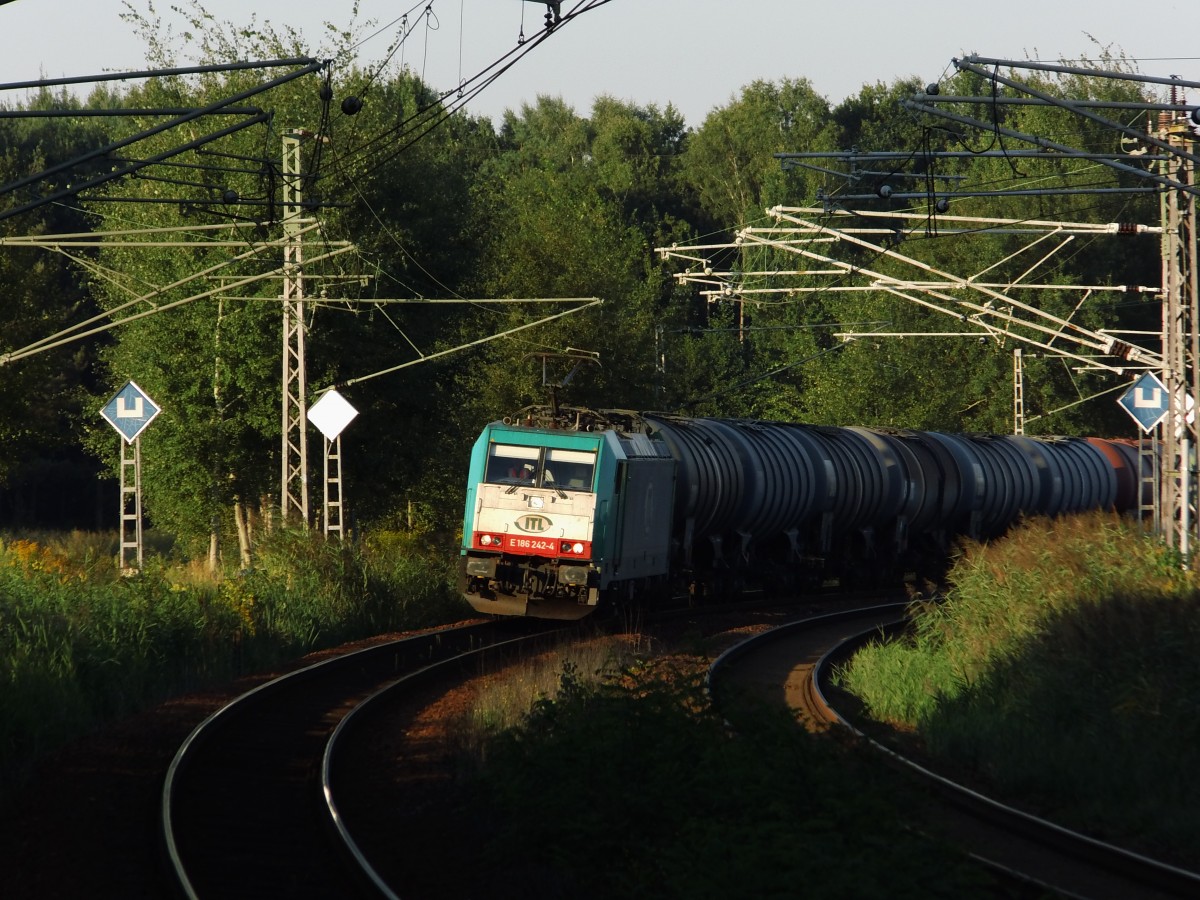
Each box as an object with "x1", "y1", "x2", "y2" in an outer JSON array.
[
  {"x1": 459, "y1": 405, "x2": 1144, "y2": 619},
  {"x1": 459, "y1": 407, "x2": 674, "y2": 619}
]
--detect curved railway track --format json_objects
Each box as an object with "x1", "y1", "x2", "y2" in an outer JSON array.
[
  {"x1": 163, "y1": 599, "x2": 1200, "y2": 899},
  {"x1": 708, "y1": 604, "x2": 1200, "y2": 900},
  {"x1": 160, "y1": 620, "x2": 563, "y2": 899}
]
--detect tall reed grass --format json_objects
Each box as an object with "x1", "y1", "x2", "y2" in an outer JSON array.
[
  {"x1": 0, "y1": 528, "x2": 469, "y2": 801},
  {"x1": 839, "y1": 511, "x2": 1200, "y2": 862}
]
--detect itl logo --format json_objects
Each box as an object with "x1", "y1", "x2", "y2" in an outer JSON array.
[{"x1": 515, "y1": 514, "x2": 552, "y2": 533}]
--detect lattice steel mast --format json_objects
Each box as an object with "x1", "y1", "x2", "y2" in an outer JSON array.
[{"x1": 281, "y1": 130, "x2": 309, "y2": 526}]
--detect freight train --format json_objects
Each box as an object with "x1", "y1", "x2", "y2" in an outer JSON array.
[{"x1": 458, "y1": 405, "x2": 1144, "y2": 619}]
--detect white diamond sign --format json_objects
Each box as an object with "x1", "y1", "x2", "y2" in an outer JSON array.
[{"x1": 308, "y1": 389, "x2": 358, "y2": 440}]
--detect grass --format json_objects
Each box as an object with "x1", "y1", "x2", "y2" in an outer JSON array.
[
  {"x1": 441, "y1": 511, "x2": 1200, "y2": 891},
  {"x1": 11, "y1": 509, "x2": 1194, "y2": 885},
  {"x1": 837, "y1": 510, "x2": 1200, "y2": 863},
  {"x1": 439, "y1": 645, "x2": 995, "y2": 898},
  {"x1": 457, "y1": 635, "x2": 646, "y2": 740},
  {"x1": 0, "y1": 527, "x2": 471, "y2": 803}
]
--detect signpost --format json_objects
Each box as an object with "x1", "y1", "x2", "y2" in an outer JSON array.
[
  {"x1": 99, "y1": 381, "x2": 161, "y2": 571},
  {"x1": 308, "y1": 389, "x2": 358, "y2": 538},
  {"x1": 1118, "y1": 372, "x2": 1169, "y2": 433},
  {"x1": 1117, "y1": 373, "x2": 1198, "y2": 549}
]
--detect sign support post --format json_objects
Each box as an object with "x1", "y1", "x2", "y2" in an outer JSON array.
[
  {"x1": 1119, "y1": 372, "x2": 1170, "y2": 535},
  {"x1": 100, "y1": 381, "x2": 161, "y2": 573},
  {"x1": 323, "y1": 435, "x2": 345, "y2": 538},
  {"x1": 307, "y1": 389, "x2": 358, "y2": 539},
  {"x1": 119, "y1": 437, "x2": 143, "y2": 571}
]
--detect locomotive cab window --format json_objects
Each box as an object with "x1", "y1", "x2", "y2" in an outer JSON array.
[
  {"x1": 484, "y1": 444, "x2": 596, "y2": 490},
  {"x1": 542, "y1": 449, "x2": 596, "y2": 492},
  {"x1": 485, "y1": 444, "x2": 541, "y2": 484}
]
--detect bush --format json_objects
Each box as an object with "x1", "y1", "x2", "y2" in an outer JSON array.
[
  {"x1": 461, "y1": 660, "x2": 990, "y2": 899},
  {"x1": 0, "y1": 529, "x2": 471, "y2": 799},
  {"x1": 838, "y1": 511, "x2": 1200, "y2": 862}
]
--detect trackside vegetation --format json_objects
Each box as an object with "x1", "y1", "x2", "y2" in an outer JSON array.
[
  {"x1": 0, "y1": 529, "x2": 468, "y2": 800},
  {"x1": 456, "y1": 658, "x2": 993, "y2": 899},
  {"x1": 838, "y1": 511, "x2": 1200, "y2": 864}
]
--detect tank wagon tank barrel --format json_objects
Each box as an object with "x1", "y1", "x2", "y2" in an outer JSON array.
[{"x1": 459, "y1": 406, "x2": 1149, "y2": 619}]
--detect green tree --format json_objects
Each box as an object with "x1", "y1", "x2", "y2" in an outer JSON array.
[
  {"x1": 80, "y1": 7, "x2": 358, "y2": 563},
  {"x1": 0, "y1": 87, "x2": 111, "y2": 521},
  {"x1": 683, "y1": 78, "x2": 836, "y2": 231},
  {"x1": 82, "y1": 1, "x2": 503, "y2": 548},
  {"x1": 664, "y1": 67, "x2": 1167, "y2": 435},
  {"x1": 664, "y1": 78, "x2": 846, "y2": 420},
  {"x1": 459, "y1": 95, "x2": 697, "y2": 422},
  {"x1": 299, "y1": 66, "x2": 497, "y2": 528}
]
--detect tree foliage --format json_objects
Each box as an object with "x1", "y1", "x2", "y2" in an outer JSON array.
[
  {"x1": 0, "y1": 88, "x2": 111, "y2": 519},
  {"x1": 0, "y1": 13, "x2": 1179, "y2": 551}
]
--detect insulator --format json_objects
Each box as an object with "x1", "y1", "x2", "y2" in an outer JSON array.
[{"x1": 1117, "y1": 221, "x2": 1138, "y2": 235}]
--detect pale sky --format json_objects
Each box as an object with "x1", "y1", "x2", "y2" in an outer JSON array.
[{"x1": 1, "y1": 0, "x2": 1198, "y2": 127}]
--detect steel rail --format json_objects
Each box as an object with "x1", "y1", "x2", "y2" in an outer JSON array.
[
  {"x1": 708, "y1": 606, "x2": 1200, "y2": 899},
  {"x1": 160, "y1": 620, "x2": 533, "y2": 900},
  {"x1": 320, "y1": 629, "x2": 567, "y2": 898},
  {"x1": 812, "y1": 627, "x2": 1200, "y2": 899}
]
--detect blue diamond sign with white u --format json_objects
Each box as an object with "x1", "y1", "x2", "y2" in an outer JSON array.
[
  {"x1": 100, "y1": 380, "x2": 161, "y2": 444},
  {"x1": 1118, "y1": 372, "x2": 1169, "y2": 433}
]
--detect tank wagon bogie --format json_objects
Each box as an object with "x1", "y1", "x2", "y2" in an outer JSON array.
[{"x1": 459, "y1": 406, "x2": 1146, "y2": 619}]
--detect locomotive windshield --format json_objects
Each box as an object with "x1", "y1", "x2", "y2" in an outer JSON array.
[
  {"x1": 485, "y1": 444, "x2": 596, "y2": 491},
  {"x1": 544, "y1": 448, "x2": 596, "y2": 490}
]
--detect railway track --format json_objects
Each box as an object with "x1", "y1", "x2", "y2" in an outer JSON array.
[
  {"x1": 159, "y1": 596, "x2": 841, "y2": 898},
  {"x1": 160, "y1": 619, "x2": 564, "y2": 899},
  {"x1": 708, "y1": 604, "x2": 1200, "y2": 900},
  {"x1": 163, "y1": 597, "x2": 1200, "y2": 898}
]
